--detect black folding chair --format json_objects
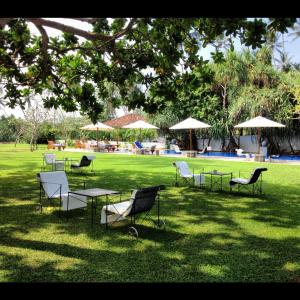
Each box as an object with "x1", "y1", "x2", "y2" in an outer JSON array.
[
  {"x1": 70, "y1": 155, "x2": 95, "y2": 174},
  {"x1": 101, "y1": 185, "x2": 166, "y2": 238},
  {"x1": 229, "y1": 167, "x2": 268, "y2": 194}
]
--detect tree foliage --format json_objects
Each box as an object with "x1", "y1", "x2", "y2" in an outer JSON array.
[{"x1": 0, "y1": 18, "x2": 296, "y2": 122}]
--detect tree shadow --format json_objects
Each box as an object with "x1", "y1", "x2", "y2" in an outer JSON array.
[{"x1": 1, "y1": 154, "x2": 300, "y2": 281}]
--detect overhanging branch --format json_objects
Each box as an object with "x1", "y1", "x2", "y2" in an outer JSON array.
[{"x1": 26, "y1": 18, "x2": 113, "y2": 42}]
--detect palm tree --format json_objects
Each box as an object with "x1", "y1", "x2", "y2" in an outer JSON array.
[
  {"x1": 275, "y1": 49, "x2": 293, "y2": 72},
  {"x1": 288, "y1": 19, "x2": 300, "y2": 41},
  {"x1": 264, "y1": 31, "x2": 283, "y2": 65}
]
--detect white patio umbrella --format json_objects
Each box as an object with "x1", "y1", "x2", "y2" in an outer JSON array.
[
  {"x1": 234, "y1": 116, "x2": 285, "y2": 154},
  {"x1": 122, "y1": 120, "x2": 159, "y2": 140},
  {"x1": 80, "y1": 122, "x2": 114, "y2": 142},
  {"x1": 169, "y1": 117, "x2": 211, "y2": 150}
]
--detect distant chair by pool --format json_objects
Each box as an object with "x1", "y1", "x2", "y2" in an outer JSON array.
[
  {"x1": 133, "y1": 141, "x2": 151, "y2": 154},
  {"x1": 170, "y1": 144, "x2": 182, "y2": 154},
  {"x1": 235, "y1": 148, "x2": 251, "y2": 160}
]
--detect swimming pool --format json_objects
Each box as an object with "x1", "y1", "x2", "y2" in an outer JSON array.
[
  {"x1": 201, "y1": 151, "x2": 300, "y2": 161},
  {"x1": 163, "y1": 150, "x2": 300, "y2": 161}
]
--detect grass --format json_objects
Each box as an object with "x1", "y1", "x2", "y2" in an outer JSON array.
[{"x1": 0, "y1": 143, "x2": 299, "y2": 282}]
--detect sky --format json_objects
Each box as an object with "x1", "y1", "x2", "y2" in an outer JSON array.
[{"x1": 1, "y1": 18, "x2": 300, "y2": 119}]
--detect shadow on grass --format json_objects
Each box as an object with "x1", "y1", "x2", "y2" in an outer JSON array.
[
  {"x1": 0, "y1": 228, "x2": 299, "y2": 282},
  {"x1": 0, "y1": 156, "x2": 300, "y2": 281}
]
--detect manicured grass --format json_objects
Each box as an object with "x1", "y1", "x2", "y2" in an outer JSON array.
[{"x1": 0, "y1": 143, "x2": 299, "y2": 282}]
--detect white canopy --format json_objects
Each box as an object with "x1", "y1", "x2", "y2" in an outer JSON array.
[
  {"x1": 169, "y1": 117, "x2": 211, "y2": 151},
  {"x1": 234, "y1": 116, "x2": 285, "y2": 128},
  {"x1": 234, "y1": 116, "x2": 285, "y2": 155},
  {"x1": 169, "y1": 117, "x2": 211, "y2": 130},
  {"x1": 122, "y1": 120, "x2": 159, "y2": 129},
  {"x1": 81, "y1": 122, "x2": 114, "y2": 131}
]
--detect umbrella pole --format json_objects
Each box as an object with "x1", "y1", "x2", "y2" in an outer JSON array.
[
  {"x1": 117, "y1": 129, "x2": 119, "y2": 147},
  {"x1": 257, "y1": 128, "x2": 261, "y2": 154},
  {"x1": 189, "y1": 128, "x2": 192, "y2": 150}
]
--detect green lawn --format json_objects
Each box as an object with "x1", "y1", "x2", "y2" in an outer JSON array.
[{"x1": 0, "y1": 143, "x2": 299, "y2": 282}]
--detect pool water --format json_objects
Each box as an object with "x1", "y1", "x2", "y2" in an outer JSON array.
[{"x1": 163, "y1": 150, "x2": 300, "y2": 161}]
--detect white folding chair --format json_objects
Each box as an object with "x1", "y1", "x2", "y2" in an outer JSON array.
[
  {"x1": 37, "y1": 171, "x2": 87, "y2": 219},
  {"x1": 173, "y1": 161, "x2": 205, "y2": 188}
]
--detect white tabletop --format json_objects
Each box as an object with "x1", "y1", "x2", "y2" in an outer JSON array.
[{"x1": 70, "y1": 188, "x2": 119, "y2": 197}]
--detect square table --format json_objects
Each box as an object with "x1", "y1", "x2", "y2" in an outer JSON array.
[
  {"x1": 53, "y1": 160, "x2": 65, "y2": 171},
  {"x1": 53, "y1": 158, "x2": 71, "y2": 171},
  {"x1": 68, "y1": 188, "x2": 120, "y2": 227},
  {"x1": 201, "y1": 171, "x2": 233, "y2": 192}
]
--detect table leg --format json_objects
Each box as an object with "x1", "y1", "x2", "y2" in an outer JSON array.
[
  {"x1": 221, "y1": 176, "x2": 223, "y2": 191},
  {"x1": 105, "y1": 195, "x2": 108, "y2": 230},
  {"x1": 91, "y1": 197, "x2": 94, "y2": 226}
]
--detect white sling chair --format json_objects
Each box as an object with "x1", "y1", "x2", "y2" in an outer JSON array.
[
  {"x1": 173, "y1": 161, "x2": 205, "y2": 188},
  {"x1": 43, "y1": 153, "x2": 65, "y2": 171},
  {"x1": 170, "y1": 144, "x2": 182, "y2": 154},
  {"x1": 37, "y1": 171, "x2": 87, "y2": 218},
  {"x1": 43, "y1": 153, "x2": 56, "y2": 170},
  {"x1": 235, "y1": 148, "x2": 250, "y2": 160}
]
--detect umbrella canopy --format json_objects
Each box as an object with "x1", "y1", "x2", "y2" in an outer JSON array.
[
  {"x1": 169, "y1": 117, "x2": 211, "y2": 150},
  {"x1": 80, "y1": 122, "x2": 113, "y2": 142},
  {"x1": 234, "y1": 116, "x2": 285, "y2": 154},
  {"x1": 169, "y1": 117, "x2": 211, "y2": 130},
  {"x1": 234, "y1": 116, "x2": 285, "y2": 128},
  {"x1": 122, "y1": 120, "x2": 159, "y2": 129},
  {"x1": 81, "y1": 122, "x2": 114, "y2": 131},
  {"x1": 122, "y1": 120, "x2": 159, "y2": 140}
]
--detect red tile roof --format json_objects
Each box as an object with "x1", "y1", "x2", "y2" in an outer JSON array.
[{"x1": 104, "y1": 113, "x2": 145, "y2": 128}]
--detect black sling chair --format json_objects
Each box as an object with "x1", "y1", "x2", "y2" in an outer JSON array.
[
  {"x1": 229, "y1": 167, "x2": 268, "y2": 194},
  {"x1": 102, "y1": 185, "x2": 166, "y2": 238},
  {"x1": 70, "y1": 155, "x2": 95, "y2": 174}
]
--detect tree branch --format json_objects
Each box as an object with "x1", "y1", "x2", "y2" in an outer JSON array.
[
  {"x1": 112, "y1": 18, "x2": 137, "y2": 40},
  {"x1": 26, "y1": 18, "x2": 112, "y2": 42},
  {"x1": 34, "y1": 24, "x2": 51, "y2": 77},
  {"x1": 70, "y1": 18, "x2": 99, "y2": 24}
]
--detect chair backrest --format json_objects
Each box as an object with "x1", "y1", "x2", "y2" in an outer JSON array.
[
  {"x1": 173, "y1": 161, "x2": 192, "y2": 177},
  {"x1": 199, "y1": 147, "x2": 207, "y2": 154},
  {"x1": 134, "y1": 141, "x2": 143, "y2": 149},
  {"x1": 79, "y1": 155, "x2": 93, "y2": 167},
  {"x1": 236, "y1": 149, "x2": 244, "y2": 156},
  {"x1": 170, "y1": 144, "x2": 181, "y2": 152},
  {"x1": 75, "y1": 140, "x2": 83, "y2": 147},
  {"x1": 127, "y1": 185, "x2": 164, "y2": 216},
  {"x1": 37, "y1": 171, "x2": 69, "y2": 198},
  {"x1": 44, "y1": 153, "x2": 56, "y2": 165},
  {"x1": 85, "y1": 155, "x2": 96, "y2": 161},
  {"x1": 248, "y1": 168, "x2": 268, "y2": 184}
]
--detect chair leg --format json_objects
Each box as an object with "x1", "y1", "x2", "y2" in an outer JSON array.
[{"x1": 39, "y1": 183, "x2": 43, "y2": 213}]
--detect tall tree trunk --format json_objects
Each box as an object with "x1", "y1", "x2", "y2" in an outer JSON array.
[{"x1": 30, "y1": 134, "x2": 34, "y2": 152}]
